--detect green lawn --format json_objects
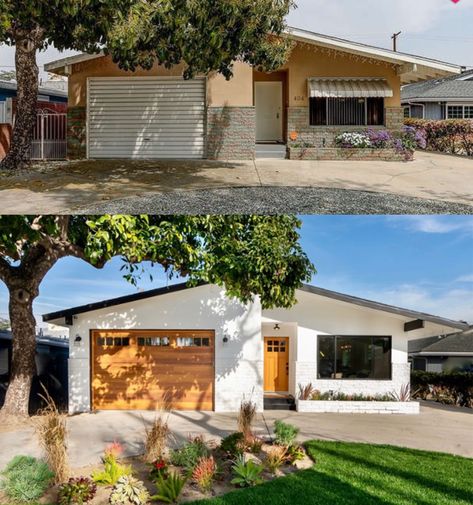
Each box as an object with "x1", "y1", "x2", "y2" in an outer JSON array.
[{"x1": 191, "y1": 441, "x2": 473, "y2": 505}]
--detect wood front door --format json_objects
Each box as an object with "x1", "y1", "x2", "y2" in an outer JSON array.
[
  {"x1": 91, "y1": 330, "x2": 214, "y2": 411},
  {"x1": 264, "y1": 337, "x2": 289, "y2": 392}
]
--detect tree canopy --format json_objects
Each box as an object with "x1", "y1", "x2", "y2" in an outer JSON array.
[{"x1": 0, "y1": 215, "x2": 314, "y2": 309}]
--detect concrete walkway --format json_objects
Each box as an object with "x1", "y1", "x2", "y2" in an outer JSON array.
[
  {"x1": 0, "y1": 151, "x2": 471, "y2": 213},
  {"x1": 0, "y1": 403, "x2": 471, "y2": 470}
]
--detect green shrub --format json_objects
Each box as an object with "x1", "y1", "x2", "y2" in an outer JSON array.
[
  {"x1": 151, "y1": 471, "x2": 186, "y2": 503},
  {"x1": 58, "y1": 477, "x2": 97, "y2": 505},
  {"x1": 404, "y1": 118, "x2": 473, "y2": 156},
  {"x1": 170, "y1": 436, "x2": 210, "y2": 474},
  {"x1": 310, "y1": 391, "x2": 395, "y2": 402},
  {"x1": 273, "y1": 420, "x2": 299, "y2": 447},
  {"x1": 286, "y1": 444, "x2": 305, "y2": 464},
  {"x1": 91, "y1": 453, "x2": 132, "y2": 486},
  {"x1": 411, "y1": 371, "x2": 473, "y2": 408},
  {"x1": 0, "y1": 455, "x2": 54, "y2": 503},
  {"x1": 219, "y1": 432, "x2": 245, "y2": 458},
  {"x1": 109, "y1": 475, "x2": 150, "y2": 505},
  {"x1": 230, "y1": 455, "x2": 264, "y2": 488}
]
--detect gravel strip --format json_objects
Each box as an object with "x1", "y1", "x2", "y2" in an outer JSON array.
[{"x1": 76, "y1": 186, "x2": 473, "y2": 215}]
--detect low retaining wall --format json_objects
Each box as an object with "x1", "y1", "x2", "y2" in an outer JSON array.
[
  {"x1": 288, "y1": 147, "x2": 412, "y2": 162},
  {"x1": 296, "y1": 400, "x2": 420, "y2": 415}
]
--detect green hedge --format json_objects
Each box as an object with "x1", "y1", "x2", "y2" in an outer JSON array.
[
  {"x1": 404, "y1": 118, "x2": 473, "y2": 156},
  {"x1": 411, "y1": 371, "x2": 473, "y2": 408}
]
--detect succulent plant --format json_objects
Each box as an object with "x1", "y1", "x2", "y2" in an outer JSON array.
[{"x1": 109, "y1": 475, "x2": 150, "y2": 505}]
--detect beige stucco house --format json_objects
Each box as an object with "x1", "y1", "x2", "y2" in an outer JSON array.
[{"x1": 45, "y1": 27, "x2": 461, "y2": 161}]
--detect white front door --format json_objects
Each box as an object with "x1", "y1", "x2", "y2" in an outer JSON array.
[{"x1": 255, "y1": 82, "x2": 283, "y2": 142}]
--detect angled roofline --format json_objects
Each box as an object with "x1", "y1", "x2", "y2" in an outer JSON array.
[
  {"x1": 45, "y1": 27, "x2": 462, "y2": 83},
  {"x1": 298, "y1": 285, "x2": 469, "y2": 330},
  {"x1": 43, "y1": 281, "x2": 469, "y2": 330},
  {"x1": 402, "y1": 97, "x2": 473, "y2": 103},
  {"x1": 42, "y1": 282, "x2": 201, "y2": 322},
  {"x1": 286, "y1": 27, "x2": 461, "y2": 74}
]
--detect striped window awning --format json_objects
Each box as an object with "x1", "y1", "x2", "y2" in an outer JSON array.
[{"x1": 308, "y1": 78, "x2": 393, "y2": 98}]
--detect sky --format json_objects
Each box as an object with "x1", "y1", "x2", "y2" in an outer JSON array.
[
  {"x1": 0, "y1": 216, "x2": 472, "y2": 328},
  {"x1": 1, "y1": 0, "x2": 473, "y2": 81}
]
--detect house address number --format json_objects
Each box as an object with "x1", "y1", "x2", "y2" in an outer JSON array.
[{"x1": 294, "y1": 95, "x2": 306, "y2": 102}]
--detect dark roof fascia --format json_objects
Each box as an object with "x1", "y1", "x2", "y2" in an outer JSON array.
[
  {"x1": 43, "y1": 281, "x2": 469, "y2": 331},
  {"x1": 43, "y1": 282, "x2": 201, "y2": 322},
  {"x1": 299, "y1": 285, "x2": 469, "y2": 330}
]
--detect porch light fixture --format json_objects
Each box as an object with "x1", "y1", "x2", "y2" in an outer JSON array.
[
  {"x1": 273, "y1": 324, "x2": 281, "y2": 331},
  {"x1": 222, "y1": 335, "x2": 229, "y2": 344},
  {"x1": 74, "y1": 335, "x2": 82, "y2": 345}
]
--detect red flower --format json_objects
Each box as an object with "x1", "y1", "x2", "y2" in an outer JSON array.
[{"x1": 154, "y1": 460, "x2": 166, "y2": 470}]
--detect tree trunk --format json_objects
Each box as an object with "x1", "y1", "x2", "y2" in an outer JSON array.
[
  {"x1": 0, "y1": 34, "x2": 40, "y2": 170},
  {"x1": 1, "y1": 284, "x2": 38, "y2": 417}
]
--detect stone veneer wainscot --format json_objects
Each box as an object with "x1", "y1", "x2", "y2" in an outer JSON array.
[
  {"x1": 206, "y1": 106, "x2": 256, "y2": 160},
  {"x1": 67, "y1": 106, "x2": 87, "y2": 160}
]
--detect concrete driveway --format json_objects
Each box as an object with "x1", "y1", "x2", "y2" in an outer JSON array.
[
  {"x1": 0, "y1": 402, "x2": 471, "y2": 470},
  {"x1": 0, "y1": 151, "x2": 471, "y2": 213}
]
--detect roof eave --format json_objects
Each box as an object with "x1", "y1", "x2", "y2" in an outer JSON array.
[
  {"x1": 299, "y1": 284, "x2": 469, "y2": 331},
  {"x1": 45, "y1": 28, "x2": 462, "y2": 84}
]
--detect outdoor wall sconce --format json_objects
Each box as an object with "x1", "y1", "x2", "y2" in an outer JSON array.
[
  {"x1": 222, "y1": 335, "x2": 229, "y2": 343},
  {"x1": 74, "y1": 335, "x2": 82, "y2": 345},
  {"x1": 273, "y1": 324, "x2": 281, "y2": 331}
]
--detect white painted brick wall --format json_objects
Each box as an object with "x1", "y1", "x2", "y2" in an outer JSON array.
[
  {"x1": 215, "y1": 359, "x2": 264, "y2": 412},
  {"x1": 297, "y1": 400, "x2": 420, "y2": 415}
]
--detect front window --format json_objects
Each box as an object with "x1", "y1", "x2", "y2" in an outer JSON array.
[
  {"x1": 310, "y1": 97, "x2": 385, "y2": 126},
  {"x1": 447, "y1": 105, "x2": 473, "y2": 119},
  {"x1": 318, "y1": 336, "x2": 391, "y2": 380}
]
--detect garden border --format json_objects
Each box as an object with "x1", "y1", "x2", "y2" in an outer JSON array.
[{"x1": 296, "y1": 400, "x2": 420, "y2": 414}]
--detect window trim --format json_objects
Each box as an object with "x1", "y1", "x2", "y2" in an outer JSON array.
[
  {"x1": 317, "y1": 335, "x2": 393, "y2": 381},
  {"x1": 446, "y1": 103, "x2": 473, "y2": 120}
]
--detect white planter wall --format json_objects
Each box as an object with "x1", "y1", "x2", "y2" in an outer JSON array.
[{"x1": 297, "y1": 400, "x2": 420, "y2": 415}]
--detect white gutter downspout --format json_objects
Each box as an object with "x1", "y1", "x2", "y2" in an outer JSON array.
[{"x1": 407, "y1": 102, "x2": 426, "y2": 119}]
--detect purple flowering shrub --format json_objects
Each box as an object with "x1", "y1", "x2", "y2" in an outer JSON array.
[
  {"x1": 405, "y1": 118, "x2": 473, "y2": 156},
  {"x1": 335, "y1": 127, "x2": 426, "y2": 160}
]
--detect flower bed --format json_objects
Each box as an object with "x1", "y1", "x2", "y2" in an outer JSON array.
[
  {"x1": 297, "y1": 400, "x2": 420, "y2": 414},
  {"x1": 296, "y1": 385, "x2": 420, "y2": 414},
  {"x1": 0, "y1": 402, "x2": 314, "y2": 505},
  {"x1": 287, "y1": 127, "x2": 425, "y2": 161}
]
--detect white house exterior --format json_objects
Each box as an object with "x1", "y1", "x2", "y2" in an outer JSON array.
[{"x1": 43, "y1": 283, "x2": 468, "y2": 415}]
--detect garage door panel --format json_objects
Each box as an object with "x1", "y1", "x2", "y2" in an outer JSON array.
[
  {"x1": 92, "y1": 330, "x2": 214, "y2": 410},
  {"x1": 88, "y1": 78, "x2": 206, "y2": 159}
]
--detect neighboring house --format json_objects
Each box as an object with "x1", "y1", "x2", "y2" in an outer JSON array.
[
  {"x1": 42, "y1": 283, "x2": 468, "y2": 414},
  {"x1": 0, "y1": 79, "x2": 68, "y2": 124},
  {"x1": 409, "y1": 327, "x2": 473, "y2": 373},
  {"x1": 402, "y1": 69, "x2": 473, "y2": 120},
  {"x1": 0, "y1": 80, "x2": 69, "y2": 161},
  {"x1": 0, "y1": 330, "x2": 69, "y2": 411},
  {"x1": 44, "y1": 27, "x2": 461, "y2": 161}
]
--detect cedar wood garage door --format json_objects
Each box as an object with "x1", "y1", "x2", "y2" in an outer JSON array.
[
  {"x1": 87, "y1": 77, "x2": 206, "y2": 159},
  {"x1": 91, "y1": 330, "x2": 214, "y2": 411}
]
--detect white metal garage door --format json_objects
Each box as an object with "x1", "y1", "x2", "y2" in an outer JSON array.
[{"x1": 87, "y1": 77, "x2": 206, "y2": 159}]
